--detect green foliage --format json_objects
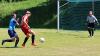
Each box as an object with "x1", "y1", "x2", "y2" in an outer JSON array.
[
  {"x1": 0, "y1": 0, "x2": 57, "y2": 28},
  {"x1": 0, "y1": 0, "x2": 47, "y2": 17}
]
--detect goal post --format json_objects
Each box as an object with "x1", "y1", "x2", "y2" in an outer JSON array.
[
  {"x1": 57, "y1": 0, "x2": 69, "y2": 32},
  {"x1": 92, "y1": 0, "x2": 95, "y2": 14},
  {"x1": 57, "y1": 0, "x2": 95, "y2": 32},
  {"x1": 57, "y1": 0, "x2": 60, "y2": 32}
]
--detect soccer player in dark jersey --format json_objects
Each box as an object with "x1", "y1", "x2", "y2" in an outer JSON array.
[
  {"x1": 21, "y1": 11, "x2": 36, "y2": 47},
  {"x1": 87, "y1": 11, "x2": 99, "y2": 37},
  {"x1": 2, "y1": 13, "x2": 19, "y2": 47}
]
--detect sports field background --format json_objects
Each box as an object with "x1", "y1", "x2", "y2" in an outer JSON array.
[
  {"x1": 0, "y1": 0, "x2": 100, "y2": 29},
  {"x1": 0, "y1": 28, "x2": 100, "y2": 56},
  {"x1": 0, "y1": 0, "x2": 100, "y2": 56}
]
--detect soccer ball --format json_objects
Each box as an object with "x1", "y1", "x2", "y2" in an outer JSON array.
[{"x1": 40, "y1": 37, "x2": 45, "y2": 43}]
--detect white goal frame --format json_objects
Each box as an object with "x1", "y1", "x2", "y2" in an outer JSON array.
[{"x1": 57, "y1": 0, "x2": 95, "y2": 32}]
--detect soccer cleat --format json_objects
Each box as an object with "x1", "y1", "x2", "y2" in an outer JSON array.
[
  {"x1": 32, "y1": 43, "x2": 37, "y2": 46},
  {"x1": 2, "y1": 40, "x2": 5, "y2": 45},
  {"x1": 88, "y1": 35, "x2": 94, "y2": 38},
  {"x1": 88, "y1": 35, "x2": 92, "y2": 38},
  {"x1": 22, "y1": 44, "x2": 25, "y2": 47},
  {"x1": 91, "y1": 36, "x2": 94, "y2": 38}
]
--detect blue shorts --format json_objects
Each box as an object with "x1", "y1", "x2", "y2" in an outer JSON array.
[{"x1": 8, "y1": 30, "x2": 16, "y2": 38}]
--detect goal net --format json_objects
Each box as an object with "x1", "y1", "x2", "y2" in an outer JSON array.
[{"x1": 58, "y1": 0, "x2": 100, "y2": 30}]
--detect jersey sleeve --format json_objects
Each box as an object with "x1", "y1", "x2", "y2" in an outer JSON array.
[
  {"x1": 93, "y1": 15, "x2": 98, "y2": 21},
  {"x1": 13, "y1": 19, "x2": 17, "y2": 24}
]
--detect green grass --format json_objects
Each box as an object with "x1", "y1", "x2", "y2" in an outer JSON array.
[{"x1": 0, "y1": 28, "x2": 100, "y2": 56}]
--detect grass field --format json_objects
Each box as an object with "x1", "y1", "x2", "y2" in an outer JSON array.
[{"x1": 0, "y1": 28, "x2": 100, "y2": 56}]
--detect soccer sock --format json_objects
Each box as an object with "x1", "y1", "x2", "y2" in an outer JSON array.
[
  {"x1": 31, "y1": 35, "x2": 35, "y2": 44},
  {"x1": 4, "y1": 39, "x2": 13, "y2": 42},
  {"x1": 88, "y1": 28, "x2": 91, "y2": 36},
  {"x1": 91, "y1": 29, "x2": 94, "y2": 36},
  {"x1": 2, "y1": 39, "x2": 14, "y2": 45},
  {"x1": 15, "y1": 39, "x2": 19, "y2": 47},
  {"x1": 23, "y1": 37, "x2": 29, "y2": 45}
]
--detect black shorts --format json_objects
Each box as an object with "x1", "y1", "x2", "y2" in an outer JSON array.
[
  {"x1": 88, "y1": 23, "x2": 95, "y2": 28},
  {"x1": 8, "y1": 30, "x2": 17, "y2": 38}
]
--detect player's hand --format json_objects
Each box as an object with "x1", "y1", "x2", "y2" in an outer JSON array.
[
  {"x1": 17, "y1": 18, "x2": 19, "y2": 22},
  {"x1": 18, "y1": 24, "x2": 21, "y2": 28},
  {"x1": 97, "y1": 23, "x2": 99, "y2": 26},
  {"x1": 28, "y1": 26, "x2": 30, "y2": 29}
]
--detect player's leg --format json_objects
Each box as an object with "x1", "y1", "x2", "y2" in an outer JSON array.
[
  {"x1": 2, "y1": 30, "x2": 15, "y2": 45},
  {"x1": 21, "y1": 27, "x2": 29, "y2": 47},
  {"x1": 88, "y1": 27, "x2": 91, "y2": 37},
  {"x1": 2, "y1": 38, "x2": 15, "y2": 45},
  {"x1": 91, "y1": 23, "x2": 95, "y2": 37},
  {"x1": 30, "y1": 29, "x2": 36, "y2": 46},
  {"x1": 91, "y1": 28, "x2": 94, "y2": 36},
  {"x1": 88, "y1": 23, "x2": 91, "y2": 37},
  {"x1": 22, "y1": 34, "x2": 30, "y2": 47},
  {"x1": 21, "y1": 28, "x2": 30, "y2": 47},
  {"x1": 88, "y1": 23, "x2": 93, "y2": 37},
  {"x1": 14, "y1": 34, "x2": 19, "y2": 47}
]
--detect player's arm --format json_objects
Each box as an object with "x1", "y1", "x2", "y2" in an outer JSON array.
[
  {"x1": 93, "y1": 16, "x2": 99, "y2": 25},
  {"x1": 23, "y1": 17, "x2": 30, "y2": 28},
  {"x1": 86, "y1": 16, "x2": 89, "y2": 24},
  {"x1": 15, "y1": 18, "x2": 19, "y2": 26},
  {"x1": 16, "y1": 21, "x2": 19, "y2": 26}
]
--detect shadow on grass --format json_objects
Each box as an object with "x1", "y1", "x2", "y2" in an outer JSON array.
[
  {"x1": 75, "y1": 36, "x2": 89, "y2": 38},
  {"x1": 0, "y1": 46, "x2": 22, "y2": 48}
]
